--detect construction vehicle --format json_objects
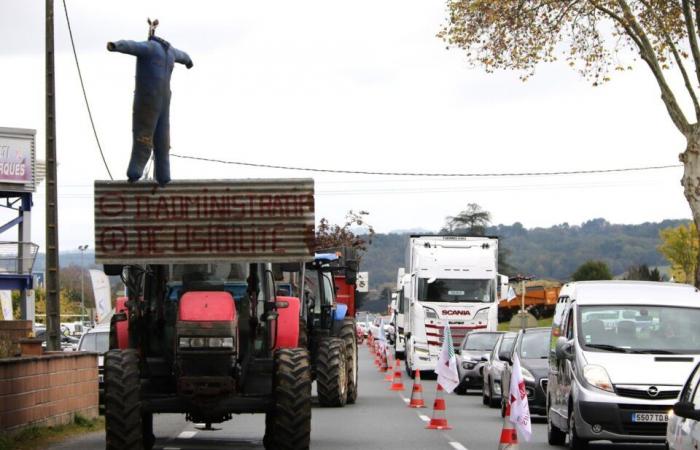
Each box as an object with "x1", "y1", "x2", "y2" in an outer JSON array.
[
  {"x1": 95, "y1": 179, "x2": 315, "y2": 450},
  {"x1": 497, "y1": 284, "x2": 561, "y2": 321}
]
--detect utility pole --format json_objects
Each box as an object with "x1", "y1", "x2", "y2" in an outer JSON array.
[
  {"x1": 45, "y1": 0, "x2": 61, "y2": 351},
  {"x1": 78, "y1": 244, "x2": 88, "y2": 325},
  {"x1": 509, "y1": 274, "x2": 534, "y2": 331}
]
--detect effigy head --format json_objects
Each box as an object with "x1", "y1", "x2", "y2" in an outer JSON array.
[{"x1": 147, "y1": 18, "x2": 159, "y2": 38}]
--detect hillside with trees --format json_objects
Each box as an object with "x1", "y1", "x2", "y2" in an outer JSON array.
[{"x1": 359, "y1": 218, "x2": 690, "y2": 295}]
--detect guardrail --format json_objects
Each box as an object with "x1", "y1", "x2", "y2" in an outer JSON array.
[{"x1": 0, "y1": 242, "x2": 39, "y2": 275}]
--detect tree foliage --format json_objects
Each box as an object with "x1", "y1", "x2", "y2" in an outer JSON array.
[
  {"x1": 572, "y1": 260, "x2": 613, "y2": 281},
  {"x1": 624, "y1": 263, "x2": 665, "y2": 281},
  {"x1": 440, "y1": 0, "x2": 700, "y2": 287},
  {"x1": 442, "y1": 203, "x2": 491, "y2": 235},
  {"x1": 315, "y1": 210, "x2": 376, "y2": 255},
  {"x1": 658, "y1": 222, "x2": 699, "y2": 283}
]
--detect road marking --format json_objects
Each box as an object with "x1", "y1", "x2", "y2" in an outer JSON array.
[
  {"x1": 401, "y1": 396, "x2": 409, "y2": 403},
  {"x1": 419, "y1": 414, "x2": 431, "y2": 422},
  {"x1": 163, "y1": 448, "x2": 180, "y2": 450},
  {"x1": 449, "y1": 442, "x2": 468, "y2": 450},
  {"x1": 177, "y1": 431, "x2": 197, "y2": 439}
]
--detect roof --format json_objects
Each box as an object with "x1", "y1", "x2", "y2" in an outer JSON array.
[{"x1": 562, "y1": 281, "x2": 700, "y2": 307}]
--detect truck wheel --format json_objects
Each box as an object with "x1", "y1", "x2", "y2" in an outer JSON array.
[
  {"x1": 568, "y1": 406, "x2": 588, "y2": 449},
  {"x1": 265, "y1": 348, "x2": 311, "y2": 450},
  {"x1": 338, "y1": 318, "x2": 358, "y2": 404},
  {"x1": 317, "y1": 338, "x2": 347, "y2": 407},
  {"x1": 105, "y1": 349, "x2": 146, "y2": 450}
]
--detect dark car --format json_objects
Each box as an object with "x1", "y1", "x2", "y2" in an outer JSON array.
[
  {"x1": 455, "y1": 331, "x2": 504, "y2": 395},
  {"x1": 482, "y1": 331, "x2": 517, "y2": 408},
  {"x1": 501, "y1": 327, "x2": 551, "y2": 417}
]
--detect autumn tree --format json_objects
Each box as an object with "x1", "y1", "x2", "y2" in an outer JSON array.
[
  {"x1": 659, "y1": 222, "x2": 699, "y2": 283},
  {"x1": 315, "y1": 210, "x2": 375, "y2": 254},
  {"x1": 572, "y1": 260, "x2": 613, "y2": 281},
  {"x1": 440, "y1": 0, "x2": 700, "y2": 287},
  {"x1": 624, "y1": 263, "x2": 665, "y2": 281}
]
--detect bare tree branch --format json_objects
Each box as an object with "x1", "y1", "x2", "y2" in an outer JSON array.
[{"x1": 682, "y1": 0, "x2": 700, "y2": 88}]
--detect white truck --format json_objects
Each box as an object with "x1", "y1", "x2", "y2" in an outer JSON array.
[{"x1": 403, "y1": 235, "x2": 507, "y2": 376}]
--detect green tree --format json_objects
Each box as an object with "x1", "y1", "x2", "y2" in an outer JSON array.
[
  {"x1": 440, "y1": 1, "x2": 700, "y2": 287},
  {"x1": 659, "y1": 223, "x2": 699, "y2": 283},
  {"x1": 572, "y1": 260, "x2": 613, "y2": 281},
  {"x1": 624, "y1": 264, "x2": 665, "y2": 281},
  {"x1": 442, "y1": 203, "x2": 491, "y2": 235},
  {"x1": 315, "y1": 210, "x2": 375, "y2": 254}
]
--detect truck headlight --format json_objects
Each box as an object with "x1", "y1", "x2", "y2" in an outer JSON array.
[
  {"x1": 583, "y1": 364, "x2": 614, "y2": 392},
  {"x1": 423, "y1": 306, "x2": 438, "y2": 319},
  {"x1": 179, "y1": 337, "x2": 234, "y2": 349}
]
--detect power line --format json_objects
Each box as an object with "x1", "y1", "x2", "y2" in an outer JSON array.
[
  {"x1": 170, "y1": 153, "x2": 682, "y2": 178},
  {"x1": 61, "y1": 0, "x2": 113, "y2": 180}
]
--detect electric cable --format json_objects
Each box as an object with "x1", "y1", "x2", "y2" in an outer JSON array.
[
  {"x1": 170, "y1": 153, "x2": 681, "y2": 178},
  {"x1": 62, "y1": 0, "x2": 114, "y2": 180}
]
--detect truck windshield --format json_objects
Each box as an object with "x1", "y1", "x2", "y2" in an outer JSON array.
[
  {"x1": 417, "y1": 278, "x2": 494, "y2": 303},
  {"x1": 79, "y1": 331, "x2": 110, "y2": 354},
  {"x1": 578, "y1": 305, "x2": 700, "y2": 354}
]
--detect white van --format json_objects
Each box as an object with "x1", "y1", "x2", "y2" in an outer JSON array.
[{"x1": 546, "y1": 281, "x2": 700, "y2": 448}]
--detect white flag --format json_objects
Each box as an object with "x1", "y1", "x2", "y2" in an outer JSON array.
[
  {"x1": 507, "y1": 286, "x2": 517, "y2": 301},
  {"x1": 509, "y1": 353, "x2": 532, "y2": 441},
  {"x1": 0, "y1": 290, "x2": 12, "y2": 320},
  {"x1": 89, "y1": 270, "x2": 112, "y2": 324},
  {"x1": 435, "y1": 322, "x2": 460, "y2": 393},
  {"x1": 378, "y1": 318, "x2": 386, "y2": 342}
]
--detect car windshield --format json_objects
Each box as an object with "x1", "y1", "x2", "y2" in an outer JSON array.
[
  {"x1": 500, "y1": 336, "x2": 516, "y2": 354},
  {"x1": 518, "y1": 331, "x2": 550, "y2": 359},
  {"x1": 417, "y1": 278, "x2": 494, "y2": 303},
  {"x1": 463, "y1": 333, "x2": 502, "y2": 351},
  {"x1": 79, "y1": 332, "x2": 110, "y2": 354},
  {"x1": 578, "y1": 305, "x2": 700, "y2": 354}
]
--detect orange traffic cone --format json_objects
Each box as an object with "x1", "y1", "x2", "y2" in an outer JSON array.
[
  {"x1": 498, "y1": 400, "x2": 519, "y2": 449},
  {"x1": 379, "y1": 345, "x2": 389, "y2": 373},
  {"x1": 389, "y1": 359, "x2": 405, "y2": 391},
  {"x1": 408, "y1": 370, "x2": 426, "y2": 408},
  {"x1": 426, "y1": 384, "x2": 452, "y2": 430}
]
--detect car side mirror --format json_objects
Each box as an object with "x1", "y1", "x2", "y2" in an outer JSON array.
[
  {"x1": 555, "y1": 336, "x2": 574, "y2": 361},
  {"x1": 673, "y1": 401, "x2": 700, "y2": 421},
  {"x1": 480, "y1": 355, "x2": 489, "y2": 362},
  {"x1": 454, "y1": 348, "x2": 461, "y2": 355},
  {"x1": 498, "y1": 350, "x2": 512, "y2": 364}
]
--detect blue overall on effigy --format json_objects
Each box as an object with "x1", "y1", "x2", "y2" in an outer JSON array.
[{"x1": 108, "y1": 33, "x2": 193, "y2": 186}]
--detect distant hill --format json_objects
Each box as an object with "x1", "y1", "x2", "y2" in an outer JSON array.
[{"x1": 358, "y1": 218, "x2": 690, "y2": 293}]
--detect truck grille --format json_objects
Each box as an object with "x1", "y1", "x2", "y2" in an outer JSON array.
[{"x1": 615, "y1": 385, "x2": 680, "y2": 401}]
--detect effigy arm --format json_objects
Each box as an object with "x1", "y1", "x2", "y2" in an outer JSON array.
[
  {"x1": 173, "y1": 48, "x2": 194, "y2": 69},
  {"x1": 106, "y1": 40, "x2": 151, "y2": 57}
]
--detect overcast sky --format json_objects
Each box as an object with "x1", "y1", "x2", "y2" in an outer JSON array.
[{"x1": 0, "y1": 0, "x2": 692, "y2": 252}]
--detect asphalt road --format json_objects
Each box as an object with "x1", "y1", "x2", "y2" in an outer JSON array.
[{"x1": 50, "y1": 343, "x2": 667, "y2": 449}]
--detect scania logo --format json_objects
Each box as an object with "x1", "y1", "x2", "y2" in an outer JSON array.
[
  {"x1": 647, "y1": 386, "x2": 659, "y2": 397},
  {"x1": 442, "y1": 310, "x2": 471, "y2": 316}
]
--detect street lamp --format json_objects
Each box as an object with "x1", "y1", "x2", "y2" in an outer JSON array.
[{"x1": 78, "y1": 244, "x2": 89, "y2": 325}]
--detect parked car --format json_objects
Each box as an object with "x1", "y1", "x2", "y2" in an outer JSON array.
[
  {"x1": 547, "y1": 281, "x2": 700, "y2": 448},
  {"x1": 455, "y1": 331, "x2": 504, "y2": 395},
  {"x1": 482, "y1": 331, "x2": 517, "y2": 408},
  {"x1": 35, "y1": 328, "x2": 80, "y2": 351},
  {"x1": 77, "y1": 324, "x2": 110, "y2": 403},
  {"x1": 668, "y1": 360, "x2": 700, "y2": 449},
  {"x1": 500, "y1": 327, "x2": 551, "y2": 417}
]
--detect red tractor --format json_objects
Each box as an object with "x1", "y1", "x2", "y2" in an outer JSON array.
[{"x1": 95, "y1": 179, "x2": 317, "y2": 450}]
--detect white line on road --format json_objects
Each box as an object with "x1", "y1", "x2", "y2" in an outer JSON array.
[
  {"x1": 419, "y1": 414, "x2": 431, "y2": 422},
  {"x1": 177, "y1": 431, "x2": 197, "y2": 439},
  {"x1": 449, "y1": 442, "x2": 468, "y2": 450},
  {"x1": 163, "y1": 448, "x2": 181, "y2": 450},
  {"x1": 402, "y1": 396, "x2": 409, "y2": 403}
]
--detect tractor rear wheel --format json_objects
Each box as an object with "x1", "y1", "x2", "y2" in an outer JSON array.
[
  {"x1": 338, "y1": 318, "x2": 358, "y2": 404},
  {"x1": 105, "y1": 349, "x2": 149, "y2": 450},
  {"x1": 317, "y1": 338, "x2": 348, "y2": 407},
  {"x1": 264, "y1": 348, "x2": 311, "y2": 450}
]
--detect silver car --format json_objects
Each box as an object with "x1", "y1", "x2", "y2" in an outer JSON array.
[
  {"x1": 547, "y1": 281, "x2": 700, "y2": 448},
  {"x1": 455, "y1": 331, "x2": 503, "y2": 395},
  {"x1": 668, "y1": 361, "x2": 700, "y2": 449},
  {"x1": 481, "y1": 331, "x2": 517, "y2": 408}
]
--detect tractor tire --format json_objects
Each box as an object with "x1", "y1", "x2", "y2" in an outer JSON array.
[
  {"x1": 338, "y1": 317, "x2": 358, "y2": 404},
  {"x1": 316, "y1": 338, "x2": 348, "y2": 407},
  {"x1": 264, "y1": 348, "x2": 312, "y2": 450},
  {"x1": 105, "y1": 349, "x2": 150, "y2": 450}
]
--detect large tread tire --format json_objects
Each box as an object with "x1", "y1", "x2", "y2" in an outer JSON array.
[
  {"x1": 105, "y1": 349, "x2": 147, "y2": 450},
  {"x1": 316, "y1": 338, "x2": 348, "y2": 407},
  {"x1": 264, "y1": 348, "x2": 312, "y2": 450},
  {"x1": 338, "y1": 318, "x2": 358, "y2": 404}
]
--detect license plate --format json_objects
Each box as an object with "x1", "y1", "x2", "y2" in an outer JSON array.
[{"x1": 631, "y1": 412, "x2": 668, "y2": 423}]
